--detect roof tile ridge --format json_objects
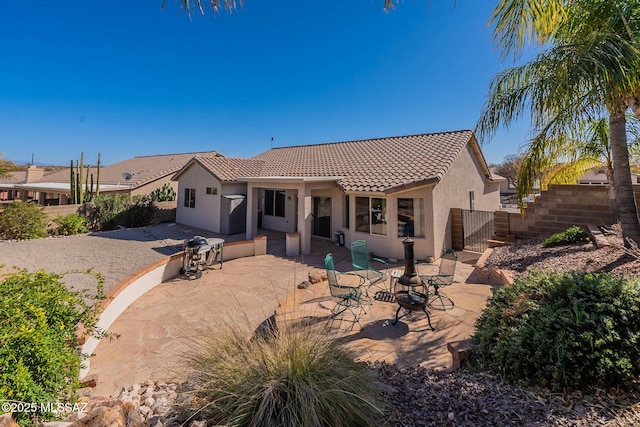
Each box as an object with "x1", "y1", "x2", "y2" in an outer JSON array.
[{"x1": 253, "y1": 129, "x2": 474, "y2": 153}]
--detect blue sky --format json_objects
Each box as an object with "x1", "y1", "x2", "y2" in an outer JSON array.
[{"x1": 0, "y1": 0, "x2": 529, "y2": 167}]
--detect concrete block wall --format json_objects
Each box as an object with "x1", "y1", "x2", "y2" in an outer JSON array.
[{"x1": 496, "y1": 184, "x2": 640, "y2": 238}]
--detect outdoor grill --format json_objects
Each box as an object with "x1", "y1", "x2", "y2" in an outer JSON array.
[
  {"x1": 392, "y1": 238, "x2": 435, "y2": 330},
  {"x1": 180, "y1": 235, "x2": 224, "y2": 279}
]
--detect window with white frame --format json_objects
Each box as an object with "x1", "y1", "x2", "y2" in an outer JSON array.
[
  {"x1": 264, "y1": 189, "x2": 285, "y2": 218},
  {"x1": 397, "y1": 198, "x2": 425, "y2": 238},
  {"x1": 355, "y1": 196, "x2": 387, "y2": 236},
  {"x1": 184, "y1": 188, "x2": 196, "y2": 208}
]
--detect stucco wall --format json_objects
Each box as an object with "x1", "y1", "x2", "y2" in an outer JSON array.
[
  {"x1": 431, "y1": 144, "x2": 501, "y2": 257},
  {"x1": 339, "y1": 187, "x2": 437, "y2": 261},
  {"x1": 175, "y1": 164, "x2": 222, "y2": 232}
]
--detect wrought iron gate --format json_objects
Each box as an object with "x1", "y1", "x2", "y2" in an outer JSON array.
[{"x1": 461, "y1": 209, "x2": 495, "y2": 253}]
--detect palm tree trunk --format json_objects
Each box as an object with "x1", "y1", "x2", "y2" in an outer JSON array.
[{"x1": 609, "y1": 110, "x2": 640, "y2": 245}]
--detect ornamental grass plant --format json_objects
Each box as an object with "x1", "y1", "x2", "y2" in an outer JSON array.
[{"x1": 174, "y1": 320, "x2": 384, "y2": 427}]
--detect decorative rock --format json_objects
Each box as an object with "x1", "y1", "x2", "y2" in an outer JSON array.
[
  {"x1": 152, "y1": 396, "x2": 168, "y2": 411},
  {"x1": 297, "y1": 281, "x2": 311, "y2": 289},
  {"x1": 308, "y1": 269, "x2": 327, "y2": 284},
  {"x1": 76, "y1": 381, "x2": 180, "y2": 423},
  {"x1": 41, "y1": 422, "x2": 73, "y2": 427},
  {"x1": 0, "y1": 414, "x2": 20, "y2": 427},
  {"x1": 70, "y1": 406, "x2": 125, "y2": 427},
  {"x1": 79, "y1": 374, "x2": 98, "y2": 388},
  {"x1": 76, "y1": 387, "x2": 93, "y2": 397}
]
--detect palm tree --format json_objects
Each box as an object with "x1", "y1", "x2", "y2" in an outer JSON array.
[
  {"x1": 477, "y1": 0, "x2": 640, "y2": 244},
  {"x1": 517, "y1": 116, "x2": 640, "y2": 209},
  {"x1": 169, "y1": 0, "x2": 396, "y2": 14}
]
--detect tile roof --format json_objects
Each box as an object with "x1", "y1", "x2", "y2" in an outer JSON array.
[
  {"x1": 31, "y1": 151, "x2": 222, "y2": 188},
  {"x1": 177, "y1": 156, "x2": 265, "y2": 182},
  {"x1": 252, "y1": 130, "x2": 484, "y2": 193},
  {"x1": 0, "y1": 171, "x2": 26, "y2": 184}
]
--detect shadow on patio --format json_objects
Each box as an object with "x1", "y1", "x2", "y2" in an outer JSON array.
[{"x1": 272, "y1": 240, "x2": 494, "y2": 371}]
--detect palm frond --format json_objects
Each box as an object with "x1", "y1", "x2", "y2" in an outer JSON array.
[
  {"x1": 491, "y1": 0, "x2": 566, "y2": 60},
  {"x1": 162, "y1": 0, "x2": 241, "y2": 15},
  {"x1": 544, "y1": 156, "x2": 604, "y2": 186}
]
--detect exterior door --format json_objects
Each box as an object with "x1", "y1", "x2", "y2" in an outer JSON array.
[{"x1": 313, "y1": 197, "x2": 331, "y2": 238}]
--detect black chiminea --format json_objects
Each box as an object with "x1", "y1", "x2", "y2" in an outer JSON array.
[{"x1": 392, "y1": 238, "x2": 435, "y2": 330}]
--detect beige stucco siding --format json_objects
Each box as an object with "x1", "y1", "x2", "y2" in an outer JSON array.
[
  {"x1": 338, "y1": 187, "x2": 435, "y2": 261},
  {"x1": 431, "y1": 144, "x2": 500, "y2": 256},
  {"x1": 175, "y1": 163, "x2": 222, "y2": 232}
]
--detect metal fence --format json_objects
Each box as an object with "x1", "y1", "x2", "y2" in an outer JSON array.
[{"x1": 461, "y1": 209, "x2": 495, "y2": 253}]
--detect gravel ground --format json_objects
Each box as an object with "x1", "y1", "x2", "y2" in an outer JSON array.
[
  {"x1": 376, "y1": 363, "x2": 640, "y2": 426},
  {"x1": 375, "y1": 231, "x2": 640, "y2": 426},
  {"x1": 0, "y1": 223, "x2": 243, "y2": 294},
  {"x1": 485, "y1": 234, "x2": 640, "y2": 280}
]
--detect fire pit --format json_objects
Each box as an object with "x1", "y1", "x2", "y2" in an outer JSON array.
[{"x1": 392, "y1": 238, "x2": 435, "y2": 331}]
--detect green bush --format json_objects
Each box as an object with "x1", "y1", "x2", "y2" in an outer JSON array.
[
  {"x1": 88, "y1": 194, "x2": 156, "y2": 231},
  {"x1": 472, "y1": 270, "x2": 640, "y2": 390},
  {"x1": 542, "y1": 225, "x2": 590, "y2": 247},
  {"x1": 150, "y1": 183, "x2": 176, "y2": 202},
  {"x1": 0, "y1": 270, "x2": 106, "y2": 425},
  {"x1": 174, "y1": 322, "x2": 384, "y2": 427},
  {"x1": 51, "y1": 213, "x2": 88, "y2": 236},
  {"x1": 0, "y1": 202, "x2": 48, "y2": 240}
]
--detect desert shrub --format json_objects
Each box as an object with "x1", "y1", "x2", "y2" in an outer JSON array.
[
  {"x1": 174, "y1": 322, "x2": 384, "y2": 427},
  {"x1": 472, "y1": 270, "x2": 640, "y2": 390},
  {"x1": 150, "y1": 183, "x2": 176, "y2": 202},
  {"x1": 51, "y1": 213, "x2": 88, "y2": 236},
  {"x1": 0, "y1": 201, "x2": 48, "y2": 240},
  {"x1": 87, "y1": 194, "x2": 156, "y2": 231},
  {"x1": 542, "y1": 225, "x2": 590, "y2": 247},
  {"x1": 0, "y1": 269, "x2": 106, "y2": 425}
]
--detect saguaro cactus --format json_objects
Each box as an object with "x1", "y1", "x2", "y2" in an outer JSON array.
[{"x1": 69, "y1": 152, "x2": 101, "y2": 204}]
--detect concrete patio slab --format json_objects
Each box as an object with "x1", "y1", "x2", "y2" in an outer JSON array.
[{"x1": 88, "y1": 233, "x2": 493, "y2": 397}]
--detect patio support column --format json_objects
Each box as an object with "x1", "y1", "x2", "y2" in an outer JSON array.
[
  {"x1": 297, "y1": 185, "x2": 312, "y2": 255},
  {"x1": 246, "y1": 184, "x2": 259, "y2": 241}
]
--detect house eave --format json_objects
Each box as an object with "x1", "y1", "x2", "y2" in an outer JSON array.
[
  {"x1": 383, "y1": 176, "x2": 440, "y2": 195},
  {"x1": 238, "y1": 176, "x2": 345, "y2": 184}
]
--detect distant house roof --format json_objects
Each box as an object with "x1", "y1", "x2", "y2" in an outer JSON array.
[
  {"x1": 0, "y1": 171, "x2": 26, "y2": 184},
  {"x1": 250, "y1": 130, "x2": 497, "y2": 193},
  {"x1": 32, "y1": 151, "x2": 223, "y2": 188},
  {"x1": 173, "y1": 156, "x2": 265, "y2": 183}
]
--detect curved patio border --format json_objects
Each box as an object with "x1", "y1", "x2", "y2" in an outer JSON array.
[{"x1": 80, "y1": 236, "x2": 267, "y2": 378}]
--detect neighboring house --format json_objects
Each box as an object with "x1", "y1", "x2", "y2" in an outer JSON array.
[
  {"x1": 0, "y1": 152, "x2": 222, "y2": 205},
  {"x1": 173, "y1": 130, "x2": 503, "y2": 260},
  {"x1": 579, "y1": 167, "x2": 640, "y2": 185},
  {"x1": 0, "y1": 165, "x2": 59, "y2": 202}
]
